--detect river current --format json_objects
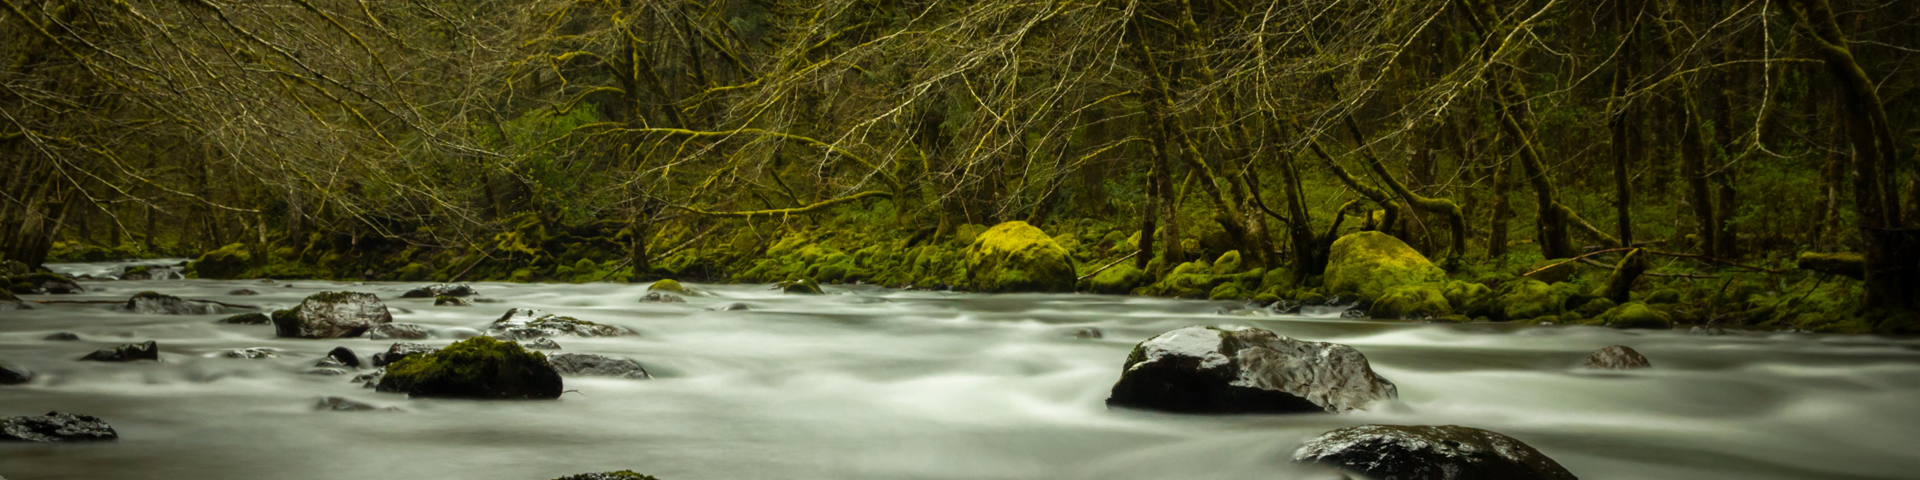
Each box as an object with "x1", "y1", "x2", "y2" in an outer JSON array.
[{"x1": 3, "y1": 260, "x2": 1919, "y2": 479}]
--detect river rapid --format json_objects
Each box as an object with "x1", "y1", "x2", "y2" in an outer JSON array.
[{"x1": 4, "y1": 260, "x2": 1919, "y2": 479}]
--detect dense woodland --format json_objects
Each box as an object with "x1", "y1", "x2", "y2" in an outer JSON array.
[{"x1": 3, "y1": 0, "x2": 1917, "y2": 332}]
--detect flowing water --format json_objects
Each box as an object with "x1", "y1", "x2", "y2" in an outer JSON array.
[{"x1": 4, "y1": 260, "x2": 1920, "y2": 479}]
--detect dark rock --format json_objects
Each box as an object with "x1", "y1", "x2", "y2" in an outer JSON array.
[
  {"x1": 1581, "y1": 345, "x2": 1651, "y2": 370},
  {"x1": 548, "y1": 353, "x2": 650, "y2": 379},
  {"x1": 1340, "y1": 308, "x2": 1369, "y2": 319},
  {"x1": 487, "y1": 308, "x2": 634, "y2": 339},
  {"x1": 1293, "y1": 424, "x2": 1577, "y2": 480},
  {"x1": 223, "y1": 348, "x2": 279, "y2": 359},
  {"x1": 368, "y1": 323, "x2": 431, "y2": 340},
  {"x1": 434, "y1": 295, "x2": 471, "y2": 307},
  {"x1": 228, "y1": 289, "x2": 259, "y2": 296},
  {"x1": 778, "y1": 278, "x2": 823, "y2": 295},
  {"x1": 325, "y1": 346, "x2": 362, "y2": 368},
  {"x1": 272, "y1": 291, "x2": 393, "y2": 339},
  {"x1": 371, "y1": 342, "x2": 439, "y2": 368},
  {"x1": 315, "y1": 396, "x2": 396, "y2": 412},
  {"x1": 374, "y1": 336, "x2": 563, "y2": 399},
  {"x1": 638, "y1": 292, "x2": 685, "y2": 303},
  {"x1": 520, "y1": 338, "x2": 562, "y2": 350},
  {"x1": 1068, "y1": 327, "x2": 1103, "y2": 339},
  {"x1": 401, "y1": 283, "x2": 477, "y2": 298},
  {"x1": 306, "y1": 368, "x2": 350, "y2": 376},
  {"x1": 43, "y1": 332, "x2": 80, "y2": 341},
  {"x1": 123, "y1": 291, "x2": 224, "y2": 315},
  {"x1": 218, "y1": 312, "x2": 271, "y2": 325},
  {"x1": 0, "y1": 412, "x2": 118, "y2": 442},
  {"x1": 712, "y1": 302, "x2": 750, "y2": 311},
  {"x1": 551, "y1": 471, "x2": 660, "y2": 480},
  {"x1": 4, "y1": 272, "x2": 82, "y2": 294},
  {"x1": 119, "y1": 265, "x2": 183, "y2": 280},
  {"x1": 79, "y1": 341, "x2": 160, "y2": 362},
  {"x1": 1688, "y1": 326, "x2": 1727, "y2": 336},
  {"x1": 1, "y1": 362, "x2": 32, "y2": 384},
  {"x1": 351, "y1": 368, "x2": 385, "y2": 388},
  {"x1": 1106, "y1": 326, "x2": 1396, "y2": 414}
]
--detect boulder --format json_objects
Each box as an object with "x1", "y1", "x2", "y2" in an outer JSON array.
[
  {"x1": 272, "y1": 291, "x2": 393, "y2": 339},
  {"x1": 1494, "y1": 279, "x2": 1562, "y2": 321},
  {"x1": 371, "y1": 342, "x2": 438, "y2": 367},
  {"x1": 401, "y1": 283, "x2": 477, "y2": 298},
  {"x1": 123, "y1": 291, "x2": 223, "y2": 315},
  {"x1": 1106, "y1": 326, "x2": 1397, "y2": 414},
  {"x1": 1, "y1": 362, "x2": 32, "y2": 384},
  {"x1": 1582, "y1": 345, "x2": 1651, "y2": 370},
  {"x1": 219, "y1": 312, "x2": 271, "y2": 325},
  {"x1": 79, "y1": 341, "x2": 160, "y2": 362},
  {"x1": 325, "y1": 347, "x2": 362, "y2": 368},
  {"x1": 0, "y1": 412, "x2": 118, "y2": 442},
  {"x1": 375, "y1": 336, "x2": 563, "y2": 400},
  {"x1": 351, "y1": 369, "x2": 385, "y2": 388},
  {"x1": 434, "y1": 295, "x2": 471, "y2": 307},
  {"x1": 1596, "y1": 302, "x2": 1672, "y2": 329},
  {"x1": 963, "y1": 221, "x2": 1077, "y2": 293},
  {"x1": 44, "y1": 332, "x2": 80, "y2": 341},
  {"x1": 1323, "y1": 232, "x2": 1446, "y2": 301},
  {"x1": 1370, "y1": 284, "x2": 1451, "y2": 319},
  {"x1": 1081, "y1": 263, "x2": 1147, "y2": 295},
  {"x1": 487, "y1": 308, "x2": 634, "y2": 339},
  {"x1": 778, "y1": 278, "x2": 823, "y2": 294},
  {"x1": 551, "y1": 472, "x2": 660, "y2": 480},
  {"x1": 1293, "y1": 424, "x2": 1577, "y2": 480},
  {"x1": 638, "y1": 292, "x2": 685, "y2": 303},
  {"x1": 548, "y1": 353, "x2": 651, "y2": 379},
  {"x1": 368, "y1": 323, "x2": 431, "y2": 340},
  {"x1": 648, "y1": 279, "x2": 705, "y2": 297},
  {"x1": 223, "y1": 348, "x2": 279, "y2": 359}
]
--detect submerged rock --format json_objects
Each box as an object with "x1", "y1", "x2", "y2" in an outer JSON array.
[
  {"x1": 44, "y1": 332, "x2": 80, "y2": 341},
  {"x1": 0, "y1": 412, "x2": 118, "y2": 442},
  {"x1": 648, "y1": 279, "x2": 705, "y2": 297},
  {"x1": 487, "y1": 308, "x2": 634, "y2": 339},
  {"x1": 79, "y1": 341, "x2": 160, "y2": 362},
  {"x1": 1106, "y1": 326, "x2": 1396, "y2": 414},
  {"x1": 435, "y1": 295, "x2": 471, "y2": 307},
  {"x1": 1582, "y1": 345, "x2": 1651, "y2": 370},
  {"x1": 315, "y1": 396, "x2": 396, "y2": 412},
  {"x1": 372, "y1": 342, "x2": 438, "y2": 367},
  {"x1": 375, "y1": 336, "x2": 563, "y2": 400},
  {"x1": 272, "y1": 291, "x2": 393, "y2": 339},
  {"x1": 1, "y1": 362, "x2": 32, "y2": 384},
  {"x1": 368, "y1": 323, "x2": 430, "y2": 340},
  {"x1": 223, "y1": 348, "x2": 279, "y2": 359},
  {"x1": 219, "y1": 312, "x2": 271, "y2": 325},
  {"x1": 325, "y1": 347, "x2": 362, "y2": 368},
  {"x1": 1067, "y1": 327, "x2": 1104, "y2": 339},
  {"x1": 118, "y1": 265, "x2": 182, "y2": 280},
  {"x1": 638, "y1": 292, "x2": 685, "y2": 303},
  {"x1": 712, "y1": 302, "x2": 750, "y2": 311},
  {"x1": 548, "y1": 353, "x2": 650, "y2": 379},
  {"x1": 1293, "y1": 424, "x2": 1577, "y2": 480},
  {"x1": 1323, "y1": 232, "x2": 1446, "y2": 301},
  {"x1": 550, "y1": 472, "x2": 660, "y2": 480},
  {"x1": 963, "y1": 221, "x2": 1077, "y2": 293},
  {"x1": 520, "y1": 338, "x2": 562, "y2": 350},
  {"x1": 778, "y1": 278, "x2": 823, "y2": 295},
  {"x1": 123, "y1": 291, "x2": 223, "y2": 315},
  {"x1": 401, "y1": 283, "x2": 477, "y2": 298},
  {"x1": 228, "y1": 288, "x2": 259, "y2": 296},
  {"x1": 351, "y1": 368, "x2": 385, "y2": 388}
]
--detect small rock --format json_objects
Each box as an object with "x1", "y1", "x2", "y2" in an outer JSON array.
[
  {"x1": 1339, "y1": 308, "x2": 1369, "y2": 319},
  {"x1": 79, "y1": 341, "x2": 160, "y2": 362},
  {"x1": 1582, "y1": 345, "x2": 1651, "y2": 370},
  {"x1": 548, "y1": 353, "x2": 651, "y2": 379},
  {"x1": 1293, "y1": 424, "x2": 1576, "y2": 480},
  {"x1": 0, "y1": 412, "x2": 118, "y2": 442},
  {"x1": 229, "y1": 289, "x2": 259, "y2": 296},
  {"x1": 306, "y1": 368, "x2": 350, "y2": 376},
  {"x1": 1, "y1": 362, "x2": 33, "y2": 385},
  {"x1": 1106, "y1": 326, "x2": 1396, "y2": 414},
  {"x1": 325, "y1": 347, "x2": 361, "y2": 368},
  {"x1": 401, "y1": 283, "x2": 477, "y2": 298},
  {"x1": 471, "y1": 297, "x2": 503, "y2": 303},
  {"x1": 487, "y1": 308, "x2": 634, "y2": 339},
  {"x1": 434, "y1": 295, "x2": 471, "y2": 307},
  {"x1": 777, "y1": 278, "x2": 823, "y2": 295},
  {"x1": 223, "y1": 348, "x2": 279, "y2": 359},
  {"x1": 712, "y1": 302, "x2": 749, "y2": 311},
  {"x1": 1068, "y1": 327, "x2": 1103, "y2": 339},
  {"x1": 314, "y1": 396, "x2": 396, "y2": 412},
  {"x1": 43, "y1": 332, "x2": 80, "y2": 341},
  {"x1": 1688, "y1": 326, "x2": 1727, "y2": 336},
  {"x1": 218, "y1": 312, "x2": 271, "y2": 325},
  {"x1": 350, "y1": 368, "x2": 385, "y2": 387},
  {"x1": 371, "y1": 342, "x2": 438, "y2": 367},
  {"x1": 638, "y1": 292, "x2": 685, "y2": 303},
  {"x1": 123, "y1": 291, "x2": 223, "y2": 315},
  {"x1": 368, "y1": 323, "x2": 430, "y2": 340},
  {"x1": 648, "y1": 279, "x2": 705, "y2": 297},
  {"x1": 520, "y1": 338, "x2": 562, "y2": 350}
]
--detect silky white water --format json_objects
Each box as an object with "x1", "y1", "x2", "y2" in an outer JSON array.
[{"x1": 3, "y1": 260, "x2": 1918, "y2": 479}]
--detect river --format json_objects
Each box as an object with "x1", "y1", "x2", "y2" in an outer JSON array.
[{"x1": 3, "y1": 260, "x2": 1918, "y2": 479}]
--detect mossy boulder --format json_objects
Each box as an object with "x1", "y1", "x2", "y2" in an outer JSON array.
[
  {"x1": 374, "y1": 336, "x2": 562, "y2": 399},
  {"x1": 187, "y1": 243, "x2": 253, "y2": 279},
  {"x1": 648, "y1": 279, "x2": 688, "y2": 294},
  {"x1": 1597, "y1": 302, "x2": 1673, "y2": 329},
  {"x1": 1208, "y1": 282, "x2": 1251, "y2": 300},
  {"x1": 1440, "y1": 281, "x2": 1493, "y2": 311},
  {"x1": 218, "y1": 312, "x2": 271, "y2": 325},
  {"x1": 1324, "y1": 232, "x2": 1445, "y2": 301},
  {"x1": 1082, "y1": 264, "x2": 1146, "y2": 295},
  {"x1": 1645, "y1": 289, "x2": 1682, "y2": 304},
  {"x1": 963, "y1": 221, "x2": 1076, "y2": 293},
  {"x1": 1495, "y1": 279, "x2": 1561, "y2": 321},
  {"x1": 1371, "y1": 284, "x2": 1452, "y2": 320},
  {"x1": 1213, "y1": 251, "x2": 1244, "y2": 275}
]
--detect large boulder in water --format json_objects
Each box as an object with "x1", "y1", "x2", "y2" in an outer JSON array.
[
  {"x1": 272, "y1": 291, "x2": 393, "y2": 339},
  {"x1": 487, "y1": 308, "x2": 634, "y2": 339},
  {"x1": 375, "y1": 336, "x2": 562, "y2": 399},
  {"x1": 1, "y1": 411, "x2": 119, "y2": 442},
  {"x1": 401, "y1": 283, "x2": 476, "y2": 298},
  {"x1": 123, "y1": 291, "x2": 224, "y2": 315},
  {"x1": 1323, "y1": 232, "x2": 1446, "y2": 301},
  {"x1": 963, "y1": 221, "x2": 1076, "y2": 293},
  {"x1": 1293, "y1": 424, "x2": 1577, "y2": 480},
  {"x1": 79, "y1": 341, "x2": 160, "y2": 362},
  {"x1": 1106, "y1": 326, "x2": 1397, "y2": 414}
]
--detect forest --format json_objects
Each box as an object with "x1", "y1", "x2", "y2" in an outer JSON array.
[{"x1": 3, "y1": 0, "x2": 1918, "y2": 334}]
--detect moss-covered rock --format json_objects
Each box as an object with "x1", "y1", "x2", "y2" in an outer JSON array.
[
  {"x1": 1212, "y1": 251, "x2": 1244, "y2": 275},
  {"x1": 1597, "y1": 302, "x2": 1673, "y2": 329},
  {"x1": 375, "y1": 336, "x2": 561, "y2": 399},
  {"x1": 1645, "y1": 289, "x2": 1682, "y2": 304},
  {"x1": 1440, "y1": 280, "x2": 1492, "y2": 311},
  {"x1": 1576, "y1": 297, "x2": 1618, "y2": 317},
  {"x1": 1324, "y1": 232, "x2": 1445, "y2": 300},
  {"x1": 1371, "y1": 284, "x2": 1452, "y2": 319},
  {"x1": 1208, "y1": 282, "x2": 1251, "y2": 300},
  {"x1": 963, "y1": 221, "x2": 1076, "y2": 293},
  {"x1": 1495, "y1": 279, "x2": 1561, "y2": 321},
  {"x1": 648, "y1": 279, "x2": 688, "y2": 294},
  {"x1": 187, "y1": 243, "x2": 253, "y2": 279},
  {"x1": 1082, "y1": 264, "x2": 1146, "y2": 294}
]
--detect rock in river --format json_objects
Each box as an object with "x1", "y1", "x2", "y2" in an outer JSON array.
[
  {"x1": 548, "y1": 353, "x2": 650, "y2": 379},
  {"x1": 124, "y1": 291, "x2": 224, "y2": 315},
  {"x1": 551, "y1": 472, "x2": 660, "y2": 480},
  {"x1": 434, "y1": 295, "x2": 471, "y2": 307},
  {"x1": 1582, "y1": 345, "x2": 1651, "y2": 370},
  {"x1": 401, "y1": 283, "x2": 477, "y2": 298},
  {"x1": 638, "y1": 292, "x2": 685, "y2": 303},
  {"x1": 1293, "y1": 424, "x2": 1577, "y2": 480},
  {"x1": 325, "y1": 346, "x2": 362, "y2": 368},
  {"x1": 487, "y1": 308, "x2": 634, "y2": 339},
  {"x1": 218, "y1": 312, "x2": 271, "y2": 325},
  {"x1": 372, "y1": 342, "x2": 438, "y2": 368},
  {"x1": 315, "y1": 396, "x2": 395, "y2": 412},
  {"x1": 43, "y1": 332, "x2": 80, "y2": 341},
  {"x1": 368, "y1": 323, "x2": 431, "y2": 340},
  {"x1": 272, "y1": 291, "x2": 393, "y2": 339},
  {"x1": 79, "y1": 341, "x2": 160, "y2": 362},
  {"x1": 1, "y1": 412, "x2": 118, "y2": 442},
  {"x1": 223, "y1": 348, "x2": 279, "y2": 359},
  {"x1": 375, "y1": 336, "x2": 563, "y2": 400},
  {"x1": 1106, "y1": 326, "x2": 1396, "y2": 414},
  {"x1": 1, "y1": 361, "x2": 33, "y2": 384}
]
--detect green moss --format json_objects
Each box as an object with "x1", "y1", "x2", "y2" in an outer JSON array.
[
  {"x1": 780, "y1": 278, "x2": 823, "y2": 294},
  {"x1": 187, "y1": 243, "x2": 253, "y2": 279},
  {"x1": 1208, "y1": 282, "x2": 1250, "y2": 300},
  {"x1": 1213, "y1": 251, "x2": 1243, "y2": 275},
  {"x1": 1496, "y1": 278, "x2": 1561, "y2": 321},
  {"x1": 1577, "y1": 297, "x2": 1618, "y2": 317},
  {"x1": 963, "y1": 221, "x2": 1076, "y2": 293},
  {"x1": 395, "y1": 263, "x2": 430, "y2": 282},
  {"x1": 1083, "y1": 264, "x2": 1146, "y2": 294},
  {"x1": 1645, "y1": 289, "x2": 1682, "y2": 304},
  {"x1": 1323, "y1": 232, "x2": 1446, "y2": 300},
  {"x1": 1371, "y1": 284, "x2": 1452, "y2": 319},
  {"x1": 649, "y1": 279, "x2": 687, "y2": 294},
  {"x1": 1597, "y1": 302, "x2": 1673, "y2": 329},
  {"x1": 1439, "y1": 280, "x2": 1492, "y2": 311},
  {"x1": 377, "y1": 336, "x2": 561, "y2": 399}
]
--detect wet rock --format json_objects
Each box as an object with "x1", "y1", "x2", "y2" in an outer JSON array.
[
  {"x1": 964, "y1": 221, "x2": 1077, "y2": 293},
  {"x1": 548, "y1": 353, "x2": 650, "y2": 379},
  {"x1": 0, "y1": 412, "x2": 118, "y2": 442},
  {"x1": 434, "y1": 295, "x2": 471, "y2": 307},
  {"x1": 778, "y1": 278, "x2": 823, "y2": 295},
  {"x1": 223, "y1": 348, "x2": 279, "y2": 359},
  {"x1": 228, "y1": 288, "x2": 259, "y2": 296},
  {"x1": 401, "y1": 283, "x2": 477, "y2": 299},
  {"x1": 1339, "y1": 308, "x2": 1369, "y2": 319},
  {"x1": 372, "y1": 342, "x2": 438, "y2": 368},
  {"x1": 219, "y1": 312, "x2": 271, "y2": 325},
  {"x1": 79, "y1": 341, "x2": 160, "y2": 362},
  {"x1": 1106, "y1": 326, "x2": 1396, "y2": 414},
  {"x1": 315, "y1": 396, "x2": 396, "y2": 412},
  {"x1": 315, "y1": 357, "x2": 349, "y2": 369},
  {"x1": 1582, "y1": 345, "x2": 1651, "y2": 370},
  {"x1": 1293, "y1": 424, "x2": 1577, "y2": 480},
  {"x1": 43, "y1": 332, "x2": 80, "y2": 341},
  {"x1": 712, "y1": 302, "x2": 750, "y2": 311},
  {"x1": 351, "y1": 368, "x2": 385, "y2": 388},
  {"x1": 272, "y1": 291, "x2": 393, "y2": 339},
  {"x1": 1688, "y1": 326, "x2": 1727, "y2": 336},
  {"x1": 551, "y1": 471, "x2": 660, "y2": 480},
  {"x1": 1, "y1": 362, "x2": 32, "y2": 385},
  {"x1": 487, "y1": 308, "x2": 634, "y2": 339},
  {"x1": 118, "y1": 265, "x2": 182, "y2": 280},
  {"x1": 305, "y1": 368, "x2": 350, "y2": 376},
  {"x1": 520, "y1": 338, "x2": 562, "y2": 350},
  {"x1": 325, "y1": 347, "x2": 361, "y2": 368},
  {"x1": 375, "y1": 336, "x2": 563, "y2": 399},
  {"x1": 648, "y1": 279, "x2": 705, "y2": 297},
  {"x1": 3, "y1": 272, "x2": 82, "y2": 294},
  {"x1": 368, "y1": 323, "x2": 430, "y2": 340},
  {"x1": 123, "y1": 291, "x2": 224, "y2": 315},
  {"x1": 638, "y1": 292, "x2": 685, "y2": 303},
  {"x1": 1068, "y1": 327, "x2": 1103, "y2": 339},
  {"x1": 1323, "y1": 231, "x2": 1446, "y2": 301}
]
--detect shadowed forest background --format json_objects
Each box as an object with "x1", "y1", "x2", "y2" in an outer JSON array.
[{"x1": 3, "y1": 0, "x2": 1918, "y2": 332}]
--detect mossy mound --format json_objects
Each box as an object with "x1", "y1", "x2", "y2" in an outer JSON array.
[
  {"x1": 1081, "y1": 264, "x2": 1145, "y2": 294},
  {"x1": 1597, "y1": 302, "x2": 1673, "y2": 329},
  {"x1": 374, "y1": 336, "x2": 562, "y2": 399},
  {"x1": 1323, "y1": 232, "x2": 1445, "y2": 301},
  {"x1": 648, "y1": 279, "x2": 688, "y2": 294},
  {"x1": 187, "y1": 243, "x2": 253, "y2": 279},
  {"x1": 1494, "y1": 279, "x2": 1561, "y2": 321},
  {"x1": 963, "y1": 221, "x2": 1076, "y2": 293},
  {"x1": 1371, "y1": 284, "x2": 1452, "y2": 319}
]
